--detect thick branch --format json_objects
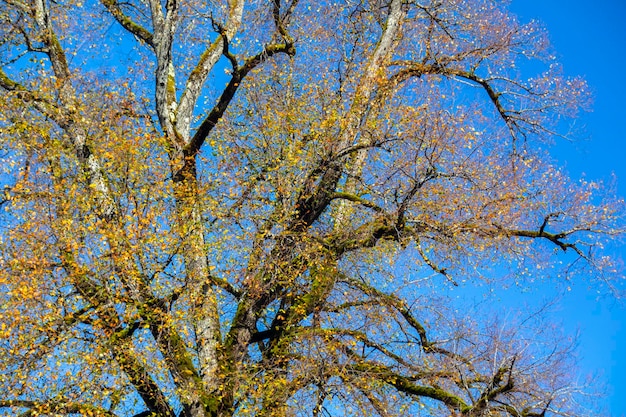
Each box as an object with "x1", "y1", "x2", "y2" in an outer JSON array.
[
  {"x1": 57, "y1": 224, "x2": 174, "y2": 417},
  {"x1": 445, "y1": 68, "x2": 514, "y2": 130},
  {"x1": 101, "y1": 0, "x2": 155, "y2": 47},
  {"x1": 67, "y1": 282, "x2": 174, "y2": 417},
  {"x1": 6, "y1": 2, "x2": 119, "y2": 220},
  {"x1": 507, "y1": 228, "x2": 586, "y2": 257},
  {"x1": 31, "y1": 0, "x2": 70, "y2": 82},
  {"x1": 331, "y1": 192, "x2": 384, "y2": 213},
  {"x1": 323, "y1": 215, "x2": 401, "y2": 255},
  {"x1": 151, "y1": 0, "x2": 179, "y2": 141},
  {"x1": 109, "y1": 338, "x2": 177, "y2": 417},
  {"x1": 388, "y1": 63, "x2": 516, "y2": 136},
  {"x1": 465, "y1": 359, "x2": 516, "y2": 416},
  {"x1": 187, "y1": 42, "x2": 296, "y2": 155},
  {"x1": 0, "y1": 67, "x2": 63, "y2": 121},
  {"x1": 272, "y1": 0, "x2": 299, "y2": 43},
  {"x1": 176, "y1": 0, "x2": 245, "y2": 142},
  {"x1": 347, "y1": 362, "x2": 469, "y2": 412},
  {"x1": 333, "y1": 0, "x2": 407, "y2": 229}
]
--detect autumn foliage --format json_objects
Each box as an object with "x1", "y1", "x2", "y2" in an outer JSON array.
[{"x1": 0, "y1": 0, "x2": 622, "y2": 416}]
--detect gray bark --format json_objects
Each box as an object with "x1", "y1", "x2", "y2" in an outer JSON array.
[{"x1": 333, "y1": 0, "x2": 407, "y2": 230}]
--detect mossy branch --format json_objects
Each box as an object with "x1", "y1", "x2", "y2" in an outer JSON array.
[{"x1": 101, "y1": 0, "x2": 155, "y2": 47}]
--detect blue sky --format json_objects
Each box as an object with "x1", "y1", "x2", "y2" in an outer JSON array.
[{"x1": 508, "y1": 2, "x2": 626, "y2": 415}]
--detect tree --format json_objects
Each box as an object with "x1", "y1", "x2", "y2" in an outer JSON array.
[{"x1": 0, "y1": 0, "x2": 622, "y2": 416}]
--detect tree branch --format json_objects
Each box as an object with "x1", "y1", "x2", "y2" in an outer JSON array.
[
  {"x1": 415, "y1": 238, "x2": 457, "y2": 286},
  {"x1": 176, "y1": 0, "x2": 245, "y2": 142},
  {"x1": 272, "y1": 0, "x2": 299, "y2": 43},
  {"x1": 506, "y1": 227, "x2": 586, "y2": 258},
  {"x1": 187, "y1": 42, "x2": 296, "y2": 156},
  {"x1": 388, "y1": 63, "x2": 517, "y2": 137},
  {"x1": 0, "y1": 67, "x2": 63, "y2": 122},
  {"x1": 340, "y1": 276, "x2": 475, "y2": 368},
  {"x1": 467, "y1": 358, "x2": 517, "y2": 416},
  {"x1": 346, "y1": 362, "x2": 470, "y2": 412},
  {"x1": 0, "y1": 400, "x2": 118, "y2": 416},
  {"x1": 331, "y1": 192, "x2": 384, "y2": 213},
  {"x1": 101, "y1": 0, "x2": 155, "y2": 47}
]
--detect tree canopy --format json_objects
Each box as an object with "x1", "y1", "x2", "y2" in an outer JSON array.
[{"x1": 0, "y1": 0, "x2": 622, "y2": 416}]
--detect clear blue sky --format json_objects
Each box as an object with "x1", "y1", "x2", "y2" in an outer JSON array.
[{"x1": 508, "y1": 2, "x2": 626, "y2": 415}]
